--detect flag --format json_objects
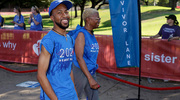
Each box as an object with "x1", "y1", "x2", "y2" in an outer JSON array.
[{"x1": 109, "y1": 0, "x2": 140, "y2": 68}]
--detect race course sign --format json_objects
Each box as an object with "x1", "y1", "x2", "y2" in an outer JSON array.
[
  {"x1": 109, "y1": 0, "x2": 140, "y2": 68},
  {"x1": 0, "y1": 29, "x2": 180, "y2": 81}
]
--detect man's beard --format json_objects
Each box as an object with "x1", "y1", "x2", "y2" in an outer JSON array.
[{"x1": 55, "y1": 20, "x2": 69, "y2": 29}]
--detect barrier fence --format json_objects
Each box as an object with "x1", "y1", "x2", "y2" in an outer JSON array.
[
  {"x1": 0, "y1": 29, "x2": 180, "y2": 81},
  {"x1": 1, "y1": 64, "x2": 180, "y2": 91}
]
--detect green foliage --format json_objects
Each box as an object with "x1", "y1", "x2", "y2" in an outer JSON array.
[
  {"x1": 0, "y1": 0, "x2": 52, "y2": 9},
  {"x1": 158, "y1": 0, "x2": 169, "y2": 7},
  {"x1": 70, "y1": 0, "x2": 90, "y2": 6}
]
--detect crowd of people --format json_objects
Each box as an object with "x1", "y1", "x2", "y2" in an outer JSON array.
[{"x1": 0, "y1": 5, "x2": 42, "y2": 31}]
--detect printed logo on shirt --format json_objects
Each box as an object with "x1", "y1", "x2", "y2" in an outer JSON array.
[
  {"x1": 57, "y1": 48, "x2": 73, "y2": 62},
  {"x1": 90, "y1": 43, "x2": 99, "y2": 52},
  {"x1": 14, "y1": 24, "x2": 18, "y2": 27},
  {"x1": 163, "y1": 28, "x2": 175, "y2": 33},
  {"x1": 51, "y1": 47, "x2": 74, "y2": 75},
  {"x1": 31, "y1": 22, "x2": 34, "y2": 26}
]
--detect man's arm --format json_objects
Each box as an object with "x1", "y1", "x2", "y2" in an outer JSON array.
[{"x1": 37, "y1": 45, "x2": 58, "y2": 100}]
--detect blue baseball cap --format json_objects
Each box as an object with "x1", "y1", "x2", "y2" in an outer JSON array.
[{"x1": 49, "y1": 0, "x2": 72, "y2": 16}]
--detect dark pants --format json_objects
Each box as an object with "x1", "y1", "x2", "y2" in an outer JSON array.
[{"x1": 72, "y1": 64, "x2": 99, "y2": 100}]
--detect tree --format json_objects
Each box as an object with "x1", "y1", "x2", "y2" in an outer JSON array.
[
  {"x1": 78, "y1": 0, "x2": 86, "y2": 26},
  {"x1": 144, "y1": 0, "x2": 149, "y2": 6},
  {"x1": 71, "y1": 0, "x2": 109, "y2": 26},
  {"x1": 153, "y1": 0, "x2": 157, "y2": 6},
  {"x1": 0, "y1": 0, "x2": 52, "y2": 10},
  {"x1": 71, "y1": 0, "x2": 79, "y2": 18},
  {"x1": 96, "y1": 0, "x2": 109, "y2": 10},
  {"x1": 170, "y1": 0, "x2": 178, "y2": 10},
  {"x1": 90, "y1": 0, "x2": 110, "y2": 10},
  {"x1": 73, "y1": 3, "x2": 78, "y2": 18},
  {"x1": 0, "y1": 0, "x2": 16, "y2": 10},
  {"x1": 71, "y1": 0, "x2": 88, "y2": 26},
  {"x1": 90, "y1": 0, "x2": 103, "y2": 8}
]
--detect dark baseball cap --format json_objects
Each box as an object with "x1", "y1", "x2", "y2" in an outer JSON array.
[
  {"x1": 49, "y1": 0, "x2": 72, "y2": 16},
  {"x1": 165, "y1": 14, "x2": 177, "y2": 21}
]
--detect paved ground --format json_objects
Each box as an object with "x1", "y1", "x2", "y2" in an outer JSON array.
[{"x1": 0, "y1": 62, "x2": 180, "y2": 100}]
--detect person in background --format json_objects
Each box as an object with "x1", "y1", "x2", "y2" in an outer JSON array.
[
  {"x1": 37, "y1": 0, "x2": 78, "y2": 100},
  {"x1": 11, "y1": 6, "x2": 24, "y2": 30},
  {"x1": 150, "y1": 14, "x2": 180, "y2": 41},
  {"x1": 0, "y1": 14, "x2": 3, "y2": 29},
  {"x1": 28, "y1": 6, "x2": 42, "y2": 31},
  {"x1": 70, "y1": 8, "x2": 101, "y2": 100}
]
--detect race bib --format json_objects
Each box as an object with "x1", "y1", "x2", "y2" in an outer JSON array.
[
  {"x1": 14, "y1": 24, "x2": 18, "y2": 27},
  {"x1": 31, "y1": 22, "x2": 34, "y2": 26}
]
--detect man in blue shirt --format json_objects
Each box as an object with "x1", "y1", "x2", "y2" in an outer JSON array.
[{"x1": 37, "y1": 1, "x2": 78, "y2": 100}]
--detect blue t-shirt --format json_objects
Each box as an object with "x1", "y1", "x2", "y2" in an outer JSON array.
[
  {"x1": 30, "y1": 14, "x2": 42, "y2": 31},
  {"x1": 158, "y1": 24, "x2": 180, "y2": 39},
  {"x1": 40, "y1": 30, "x2": 78, "y2": 100},
  {"x1": 13, "y1": 15, "x2": 24, "y2": 30},
  {"x1": 0, "y1": 15, "x2": 2, "y2": 29},
  {"x1": 69, "y1": 25, "x2": 99, "y2": 74}
]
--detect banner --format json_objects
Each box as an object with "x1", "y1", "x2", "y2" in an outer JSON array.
[
  {"x1": 0, "y1": 29, "x2": 47, "y2": 64},
  {"x1": 96, "y1": 36, "x2": 180, "y2": 81},
  {"x1": 109, "y1": 0, "x2": 140, "y2": 68},
  {"x1": 0, "y1": 29, "x2": 180, "y2": 81}
]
